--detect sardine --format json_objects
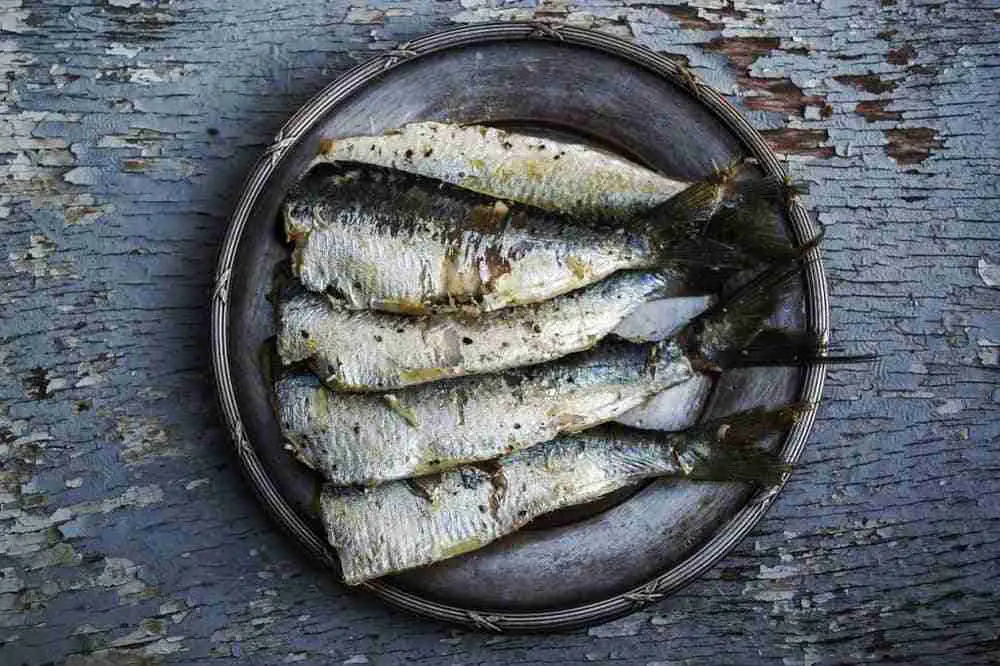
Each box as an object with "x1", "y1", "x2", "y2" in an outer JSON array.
[
  {"x1": 278, "y1": 271, "x2": 703, "y2": 391},
  {"x1": 276, "y1": 338, "x2": 695, "y2": 486},
  {"x1": 312, "y1": 121, "x2": 690, "y2": 221},
  {"x1": 284, "y1": 163, "x2": 797, "y2": 314},
  {"x1": 322, "y1": 406, "x2": 801, "y2": 584},
  {"x1": 277, "y1": 261, "x2": 836, "y2": 486}
]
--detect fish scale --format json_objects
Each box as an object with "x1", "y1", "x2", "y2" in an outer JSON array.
[
  {"x1": 322, "y1": 415, "x2": 794, "y2": 585},
  {"x1": 276, "y1": 339, "x2": 694, "y2": 487},
  {"x1": 277, "y1": 271, "x2": 692, "y2": 391},
  {"x1": 312, "y1": 121, "x2": 690, "y2": 221},
  {"x1": 286, "y1": 165, "x2": 660, "y2": 314}
]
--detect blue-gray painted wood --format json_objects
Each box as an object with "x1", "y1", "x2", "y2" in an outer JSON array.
[{"x1": 1, "y1": 1, "x2": 997, "y2": 664}]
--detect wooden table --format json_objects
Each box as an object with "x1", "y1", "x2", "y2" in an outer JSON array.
[{"x1": 2, "y1": 1, "x2": 997, "y2": 664}]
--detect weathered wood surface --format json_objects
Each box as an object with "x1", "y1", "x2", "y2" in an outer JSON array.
[{"x1": 1, "y1": 0, "x2": 998, "y2": 663}]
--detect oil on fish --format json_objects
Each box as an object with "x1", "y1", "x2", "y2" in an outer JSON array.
[
  {"x1": 284, "y1": 163, "x2": 798, "y2": 314},
  {"x1": 321, "y1": 406, "x2": 802, "y2": 584},
  {"x1": 278, "y1": 271, "x2": 710, "y2": 391},
  {"x1": 312, "y1": 121, "x2": 690, "y2": 221}
]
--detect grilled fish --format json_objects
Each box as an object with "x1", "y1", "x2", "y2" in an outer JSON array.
[
  {"x1": 312, "y1": 121, "x2": 690, "y2": 221},
  {"x1": 278, "y1": 271, "x2": 705, "y2": 391},
  {"x1": 284, "y1": 163, "x2": 796, "y2": 314},
  {"x1": 276, "y1": 338, "x2": 695, "y2": 486},
  {"x1": 322, "y1": 406, "x2": 801, "y2": 584}
]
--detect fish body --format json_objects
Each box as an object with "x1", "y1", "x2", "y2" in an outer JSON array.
[
  {"x1": 285, "y1": 165, "x2": 663, "y2": 314},
  {"x1": 313, "y1": 121, "x2": 689, "y2": 221},
  {"x1": 276, "y1": 339, "x2": 694, "y2": 486},
  {"x1": 322, "y1": 411, "x2": 795, "y2": 584},
  {"x1": 279, "y1": 260, "x2": 830, "y2": 486},
  {"x1": 278, "y1": 271, "x2": 688, "y2": 391}
]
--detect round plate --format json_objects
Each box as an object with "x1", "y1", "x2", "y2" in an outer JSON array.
[{"x1": 211, "y1": 23, "x2": 829, "y2": 632}]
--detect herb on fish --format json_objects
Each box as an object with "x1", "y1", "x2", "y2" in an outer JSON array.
[{"x1": 381, "y1": 394, "x2": 420, "y2": 429}]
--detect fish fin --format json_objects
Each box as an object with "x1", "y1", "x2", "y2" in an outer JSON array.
[
  {"x1": 646, "y1": 168, "x2": 822, "y2": 286},
  {"x1": 686, "y1": 447, "x2": 791, "y2": 485},
  {"x1": 718, "y1": 330, "x2": 879, "y2": 367},
  {"x1": 684, "y1": 404, "x2": 810, "y2": 484},
  {"x1": 697, "y1": 403, "x2": 811, "y2": 445},
  {"x1": 680, "y1": 258, "x2": 876, "y2": 369},
  {"x1": 680, "y1": 260, "x2": 806, "y2": 365}
]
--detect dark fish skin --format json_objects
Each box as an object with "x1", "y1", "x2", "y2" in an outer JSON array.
[{"x1": 322, "y1": 407, "x2": 800, "y2": 585}]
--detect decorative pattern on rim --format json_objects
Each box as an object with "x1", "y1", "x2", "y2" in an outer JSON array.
[{"x1": 210, "y1": 22, "x2": 830, "y2": 632}]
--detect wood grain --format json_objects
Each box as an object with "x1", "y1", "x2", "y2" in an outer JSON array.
[{"x1": 1, "y1": 0, "x2": 997, "y2": 664}]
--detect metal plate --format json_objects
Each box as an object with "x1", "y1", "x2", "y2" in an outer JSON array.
[{"x1": 211, "y1": 23, "x2": 829, "y2": 632}]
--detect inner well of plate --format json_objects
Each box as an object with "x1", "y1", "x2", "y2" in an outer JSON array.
[{"x1": 226, "y1": 39, "x2": 806, "y2": 611}]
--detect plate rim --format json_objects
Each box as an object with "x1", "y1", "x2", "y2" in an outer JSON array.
[{"x1": 210, "y1": 21, "x2": 830, "y2": 632}]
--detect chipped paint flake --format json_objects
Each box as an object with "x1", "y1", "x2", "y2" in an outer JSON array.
[
  {"x1": 184, "y1": 478, "x2": 209, "y2": 491},
  {"x1": 8, "y1": 234, "x2": 73, "y2": 279},
  {"x1": 115, "y1": 416, "x2": 176, "y2": 464},
  {"x1": 62, "y1": 166, "x2": 100, "y2": 185},
  {"x1": 106, "y1": 42, "x2": 142, "y2": 58},
  {"x1": 976, "y1": 339, "x2": 998, "y2": 367},
  {"x1": 95, "y1": 557, "x2": 149, "y2": 599},
  {"x1": 977, "y1": 258, "x2": 999, "y2": 288}
]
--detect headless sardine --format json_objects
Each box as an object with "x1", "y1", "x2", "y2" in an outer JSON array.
[
  {"x1": 284, "y1": 164, "x2": 797, "y2": 314},
  {"x1": 276, "y1": 339, "x2": 695, "y2": 486},
  {"x1": 278, "y1": 259, "x2": 862, "y2": 487},
  {"x1": 312, "y1": 121, "x2": 689, "y2": 221},
  {"x1": 278, "y1": 271, "x2": 696, "y2": 391},
  {"x1": 322, "y1": 406, "x2": 801, "y2": 584}
]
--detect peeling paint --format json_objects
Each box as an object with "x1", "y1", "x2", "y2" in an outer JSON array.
[
  {"x1": 115, "y1": 416, "x2": 176, "y2": 464},
  {"x1": 834, "y1": 73, "x2": 898, "y2": 94},
  {"x1": 855, "y1": 100, "x2": 902, "y2": 122},
  {"x1": 761, "y1": 128, "x2": 834, "y2": 158},
  {"x1": 8, "y1": 234, "x2": 73, "y2": 279},
  {"x1": 885, "y1": 127, "x2": 942, "y2": 165}
]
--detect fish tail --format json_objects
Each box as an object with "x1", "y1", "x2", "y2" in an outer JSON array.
[
  {"x1": 679, "y1": 260, "x2": 804, "y2": 365},
  {"x1": 687, "y1": 447, "x2": 791, "y2": 485},
  {"x1": 682, "y1": 404, "x2": 810, "y2": 484},
  {"x1": 695, "y1": 174, "x2": 820, "y2": 268},
  {"x1": 644, "y1": 167, "x2": 821, "y2": 290},
  {"x1": 679, "y1": 260, "x2": 876, "y2": 368},
  {"x1": 719, "y1": 330, "x2": 879, "y2": 367}
]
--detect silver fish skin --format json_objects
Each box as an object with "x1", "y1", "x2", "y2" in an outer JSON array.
[
  {"x1": 322, "y1": 417, "x2": 790, "y2": 584},
  {"x1": 285, "y1": 165, "x2": 660, "y2": 314},
  {"x1": 312, "y1": 121, "x2": 690, "y2": 221},
  {"x1": 278, "y1": 271, "x2": 686, "y2": 391},
  {"x1": 275, "y1": 339, "x2": 694, "y2": 486}
]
